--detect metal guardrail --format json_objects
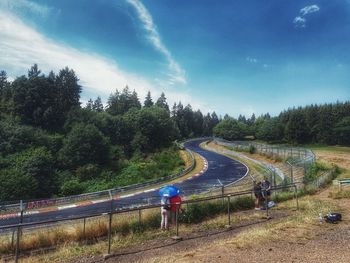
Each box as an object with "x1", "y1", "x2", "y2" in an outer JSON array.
[
  {"x1": 1, "y1": 144, "x2": 196, "y2": 212},
  {"x1": 337, "y1": 178, "x2": 350, "y2": 190},
  {"x1": 0, "y1": 183, "x2": 299, "y2": 262}
]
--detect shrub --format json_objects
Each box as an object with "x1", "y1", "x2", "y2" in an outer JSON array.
[
  {"x1": 60, "y1": 178, "x2": 84, "y2": 196},
  {"x1": 249, "y1": 145, "x2": 256, "y2": 154}
]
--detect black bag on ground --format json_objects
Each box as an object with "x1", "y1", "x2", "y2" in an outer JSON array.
[{"x1": 324, "y1": 213, "x2": 342, "y2": 224}]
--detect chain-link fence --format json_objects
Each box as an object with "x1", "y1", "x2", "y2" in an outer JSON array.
[{"x1": 213, "y1": 138, "x2": 316, "y2": 186}]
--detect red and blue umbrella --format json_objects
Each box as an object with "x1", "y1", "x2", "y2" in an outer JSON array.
[{"x1": 159, "y1": 185, "x2": 180, "y2": 198}]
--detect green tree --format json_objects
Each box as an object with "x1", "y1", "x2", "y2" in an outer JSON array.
[
  {"x1": 334, "y1": 117, "x2": 350, "y2": 145},
  {"x1": 55, "y1": 67, "x2": 81, "y2": 114},
  {"x1": 255, "y1": 118, "x2": 283, "y2": 142},
  {"x1": 155, "y1": 92, "x2": 169, "y2": 112},
  {"x1": 59, "y1": 123, "x2": 110, "y2": 168},
  {"x1": 284, "y1": 110, "x2": 308, "y2": 144},
  {"x1": 144, "y1": 91, "x2": 154, "y2": 107},
  {"x1": 92, "y1": 96, "x2": 104, "y2": 112},
  {"x1": 213, "y1": 119, "x2": 245, "y2": 140}
]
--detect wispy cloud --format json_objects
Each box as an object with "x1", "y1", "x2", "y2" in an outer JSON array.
[
  {"x1": 0, "y1": 0, "x2": 51, "y2": 17},
  {"x1": 0, "y1": 10, "x2": 206, "y2": 111},
  {"x1": 293, "y1": 16, "x2": 306, "y2": 28},
  {"x1": 0, "y1": 11, "x2": 155, "y2": 101},
  {"x1": 300, "y1": 5, "x2": 320, "y2": 16},
  {"x1": 126, "y1": 0, "x2": 186, "y2": 85},
  {"x1": 293, "y1": 4, "x2": 320, "y2": 28}
]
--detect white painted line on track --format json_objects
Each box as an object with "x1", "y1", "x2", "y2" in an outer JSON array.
[
  {"x1": 91, "y1": 199, "x2": 108, "y2": 204},
  {"x1": 58, "y1": 204, "x2": 76, "y2": 210},
  {"x1": 143, "y1": 188, "x2": 155, "y2": 193},
  {"x1": 120, "y1": 193, "x2": 135, "y2": 199}
]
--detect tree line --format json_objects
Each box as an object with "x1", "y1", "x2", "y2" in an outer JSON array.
[
  {"x1": 213, "y1": 102, "x2": 350, "y2": 145},
  {"x1": 0, "y1": 65, "x2": 219, "y2": 201}
]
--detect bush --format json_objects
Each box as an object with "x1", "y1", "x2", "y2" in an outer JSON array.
[
  {"x1": 249, "y1": 145, "x2": 256, "y2": 154},
  {"x1": 76, "y1": 164, "x2": 100, "y2": 181},
  {"x1": 60, "y1": 178, "x2": 84, "y2": 196},
  {"x1": 304, "y1": 161, "x2": 330, "y2": 182}
]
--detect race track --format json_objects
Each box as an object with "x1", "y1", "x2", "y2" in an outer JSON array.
[{"x1": 0, "y1": 139, "x2": 248, "y2": 228}]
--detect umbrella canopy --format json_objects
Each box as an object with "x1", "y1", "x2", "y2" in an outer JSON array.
[{"x1": 159, "y1": 185, "x2": 180, "y2": 198}]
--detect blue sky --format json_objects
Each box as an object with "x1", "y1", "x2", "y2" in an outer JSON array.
[{"x1": 0, "y1": 0, "x2": 349, "y2": 117}]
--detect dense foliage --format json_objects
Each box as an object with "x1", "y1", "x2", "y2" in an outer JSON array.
[
  {"x1": 0, "y1": 66, "x2": 218, "y2": 201},
  {"x1": 213, "y1": 103, "x2": 350, "y2": 145}
]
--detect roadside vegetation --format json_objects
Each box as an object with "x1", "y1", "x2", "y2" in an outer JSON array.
[{"x1": 0, "y1": 66, "x2": 220, "y2": 201}]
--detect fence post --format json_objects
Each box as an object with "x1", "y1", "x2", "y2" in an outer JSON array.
[
  {"x1": 15, "y1": 225, "x2": 20, "y2": 263},
  {"x1": 14, "y1": 200, "x2": 24, "y2": 263},
  {"x1": 287, "y1": 161, "x2": 293, "y2": 183},
  {"x1": 138, "y1": 209, "x2": 142, "y2": 226},
  {"x1": 172, "y1": 205, "x2": 182, "y2": 240},
  {"x1": 83, "y1": 218, "x2": 86, "y2": 240},
  {"x1": 11, "y1": 229, "x2": 15, "y2": 250},
  {"x1": 294, "y1": 185, "x2": 299, "y2": 210},
  {"x1": 107, "y1": 190, "x2": 113, "y2": 255},
  {"x1": 226, "y1": 195, "x2": 231, "y2": 228},
  {"x1": 265, "y1": 193, "x2": 270, "y2": 219}
]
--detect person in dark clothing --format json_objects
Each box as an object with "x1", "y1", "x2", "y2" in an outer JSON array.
[
  {"x1": 261, "y1": 177, "x2": 271, "y2": 209},
  {"x1": 253, "y1": 181, "x2": 262, "y2": 210}
]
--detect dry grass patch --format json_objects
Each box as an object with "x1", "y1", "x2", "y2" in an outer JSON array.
[{"x1": 199, "y1": 197, "x2": 336, "y2": 251}]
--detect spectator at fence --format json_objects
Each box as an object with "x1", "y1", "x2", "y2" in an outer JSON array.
[
  {"x1": 160, "y1": 194, "x2": 170, "y2": 230},
  {"x1": 253, "y1": 181, "x2": 262, "y2": 210},
  {"x1": 261, "y1": 177, "x2": 271, "y2": 209},
  {"x1": 170, "y1": 195, "x2": 182, "y2": 224}
]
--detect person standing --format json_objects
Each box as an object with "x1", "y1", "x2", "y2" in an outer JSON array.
[
  {"x1": 160, "y1": 194, "x2": 170, "y2": 230},
  {"x1": 261, "y1": 177, "x2": 271, "y2": 209},
  {"x1": 170, "y1": 195, "x2": 182, "y2": 224},
  {"x1": 253, "y1": 181, "x2": 262, "y2": 210}
]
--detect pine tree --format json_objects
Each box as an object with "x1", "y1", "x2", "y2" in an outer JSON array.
[
  {"x1": 155, "y1": 92, "x2": 169, "y2": 112},
  {"x1": 144, "y1": 91, "x2": 153, "y2": 107},
  {"x1": 93, "y1": 96, "x2": 104, "y2": 112}
]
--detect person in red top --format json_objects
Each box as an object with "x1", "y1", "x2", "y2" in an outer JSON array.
[{"x1": 169, "y1": 195, "x2": 182, "y2": 224}]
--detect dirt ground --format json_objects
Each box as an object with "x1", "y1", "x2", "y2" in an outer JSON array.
[
  {"x1": 101, "y1": 148, "x2": 350, "y2": 263},
  {"x1": 101, "y1": 194, "x2": 350, "y2": 263}
]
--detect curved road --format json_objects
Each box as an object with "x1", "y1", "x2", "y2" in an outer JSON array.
[{"x1": 0, "y1": 139, "x2": 248, "y2": 228}]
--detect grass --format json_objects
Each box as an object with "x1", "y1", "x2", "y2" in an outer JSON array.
[
  {"x1": 305, "y1": 144, "x2": 350, "y2": 153},
  {"x1": 217, "y1": 197, "x2": 337, "y2": 249}
]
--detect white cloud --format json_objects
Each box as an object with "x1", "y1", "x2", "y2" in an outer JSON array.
[
  {"x1": 0, "y1": 11, "x2": 206, "y2": 111},
  {"x1": 293, "y1": 16, "x2": 306, "y2": 28},
  {"x1": 293, "y1": 4, "x2": 320, "y2": 28},
  {"x1": 300, "y1": 5, "x2": 320, "y2": 16},
  {"x1": 126, "y1": 0, "x2": 186, "y2": 85},
  {"x1": 0, "y1": 0, "x2": 51, "y2": 17},
  {"x1": 0, "y1": 11, "x2": 155, "y2": 100}
]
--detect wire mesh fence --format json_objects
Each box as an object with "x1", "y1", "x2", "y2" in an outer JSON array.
[{"x1": 213, "y1": 138, "x2": 316, "y2": 186}]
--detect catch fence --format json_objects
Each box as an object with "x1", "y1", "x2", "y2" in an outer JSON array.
[{"x1": 213, "y1": 138, "x2": 316, "y2": 186}]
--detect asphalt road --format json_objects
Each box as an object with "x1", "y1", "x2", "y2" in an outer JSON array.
[{"x1": 0, "y1": 139, "x2": 248, "y2": 228}]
